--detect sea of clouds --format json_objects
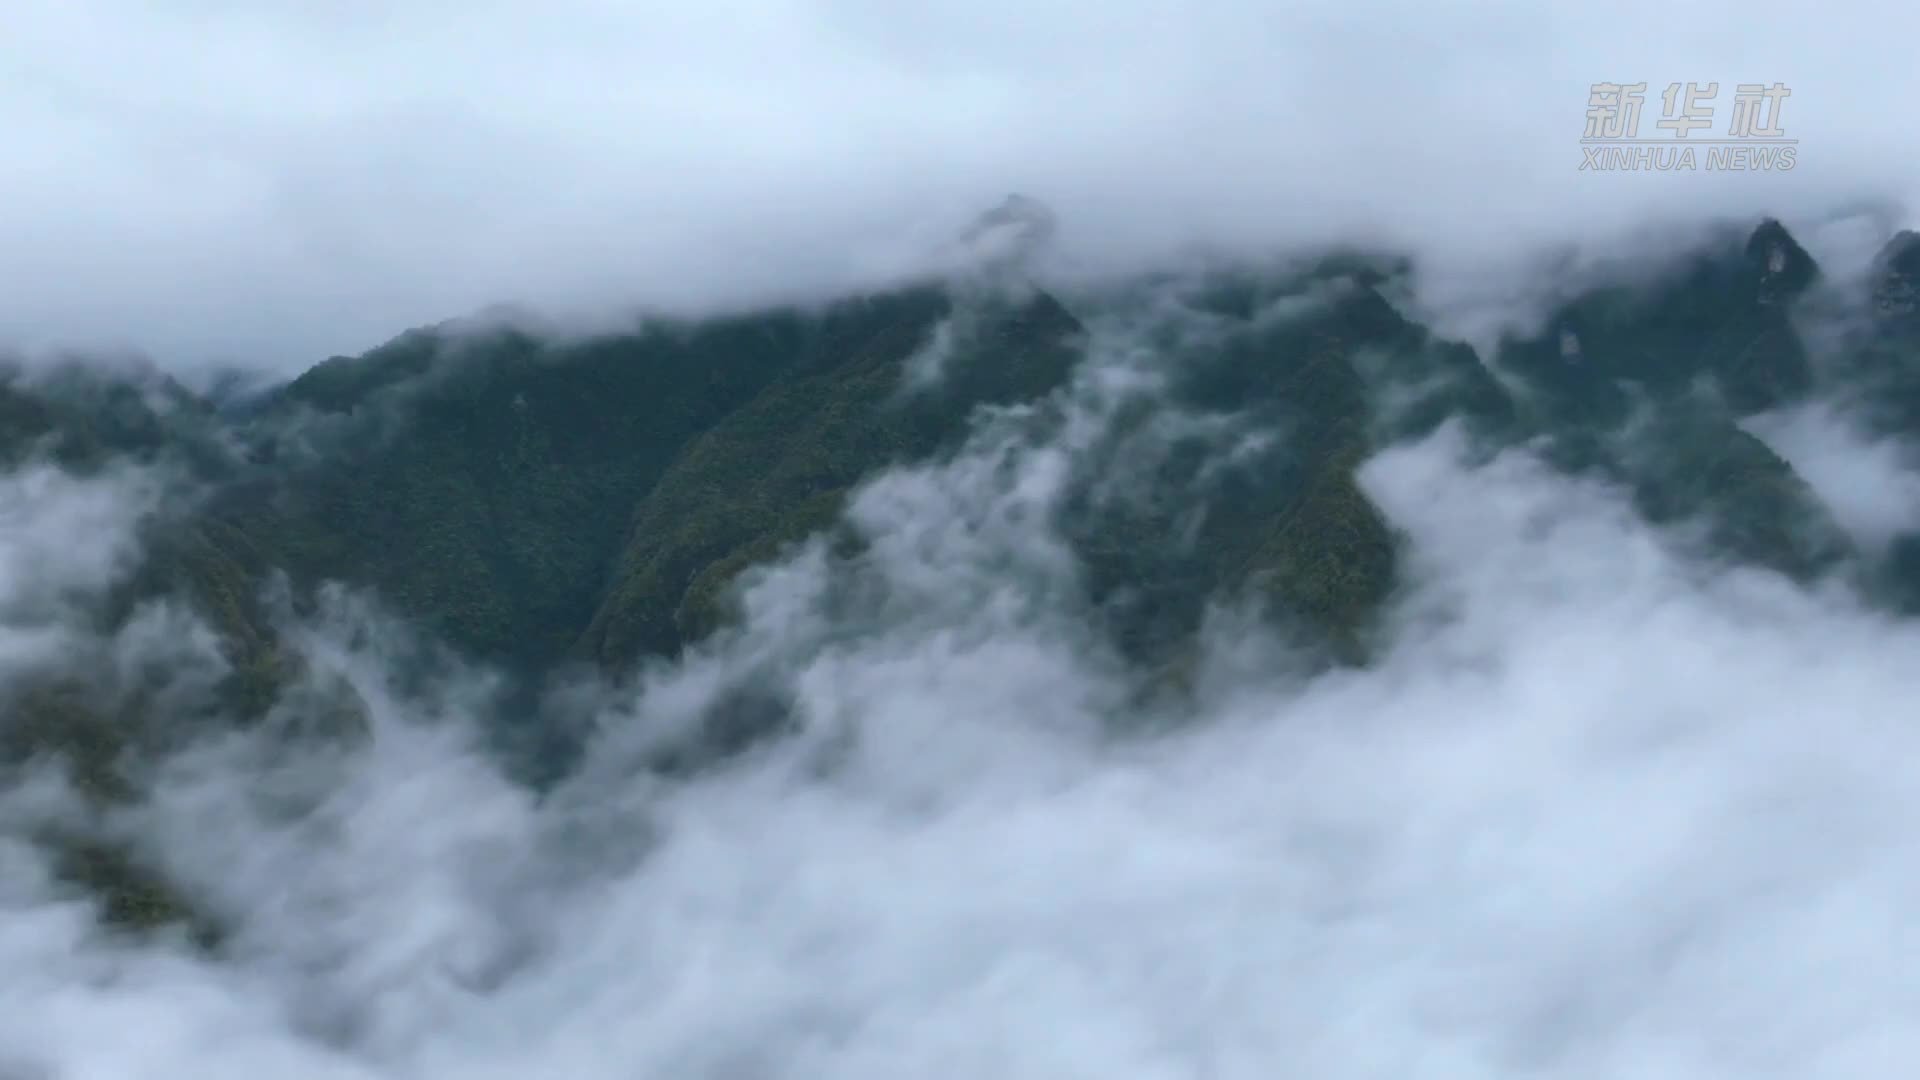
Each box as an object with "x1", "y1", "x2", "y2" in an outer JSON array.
[{"x1": 2, "y1": 285, "x2": 1919, "y2": 1076}]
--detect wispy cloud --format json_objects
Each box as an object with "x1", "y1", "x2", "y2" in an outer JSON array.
[{"x1": 2, "y1": 293, "x2": 1919, "y2": 1076}]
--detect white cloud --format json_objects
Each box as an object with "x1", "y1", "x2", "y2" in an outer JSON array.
[
  {"x1": 4, "y1": 300, "x2": 1920, "y2": 1076},
  {"x1": 1747, "y1": 402, "x2": 1920, "y2": 552},
  {"x1": 2, "y1": 0, "x2": 1916, "y2": 370}
]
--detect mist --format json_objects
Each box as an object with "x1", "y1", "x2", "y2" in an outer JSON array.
[
  {"x1": 6, "y1": 5, "x2": 1920, "y2": 1075},
  {"x1": 0, "y1": 287, "x2": 1915, "y2": 1076},
  {"x1": 4, "y1": 0, "x2": 1918, "y2": 371}
]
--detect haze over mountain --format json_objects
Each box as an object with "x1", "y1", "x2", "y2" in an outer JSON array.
[
  {"x1": 7, "y1": 0, "x2": 1920, "y2": 368},
  {"x1": 8, "y1": 4, "x2": 1920, "y2": 1078},
  {"x1": 3, "y1": 196, "x2": 1920, "y2": 1074}
]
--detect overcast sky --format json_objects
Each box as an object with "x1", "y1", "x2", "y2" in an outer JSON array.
[{"x1": 2, "y1": 1, "x2": 1915, "y2": 372}]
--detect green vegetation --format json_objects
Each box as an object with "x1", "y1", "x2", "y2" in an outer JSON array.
[{"x1": 7, "y1": 217, "x2": 1920, "y2": 934}]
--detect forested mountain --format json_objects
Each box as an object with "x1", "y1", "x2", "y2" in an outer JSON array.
[{"x1": 7, "y1": 207, "x2": 1920, "y2": 942}]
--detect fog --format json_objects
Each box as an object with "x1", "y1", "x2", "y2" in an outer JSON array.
[
  {"x1": 2, "y1": 290, "x2": 1919, "y2": 1076},
  {"x1": 6, "y1": 7, "x2": 1920, "y2": 1074},
  {"x1": 3, "y1": 0, "x2": 1917, "y2": 370}
]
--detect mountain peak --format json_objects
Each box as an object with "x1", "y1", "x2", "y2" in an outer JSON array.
[
  {"x1": 956, "y1": 193, "x2": 1058, "y2": 269},
  {"x1": 1745, "y1": 217, "x2": 1818, "y2": 300},
  {"x1": 1870, "y1": 229, "x2": 1920, "y2": 325}
]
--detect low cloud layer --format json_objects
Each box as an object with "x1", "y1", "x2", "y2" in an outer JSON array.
[
  {"x1": 4, "y1": 1, "x2": 1918, "y2": 370},
  {"x1": 3, "y1": 298, "x2": 1920, "y2": 1076},
  {"x1": 1748, "y1": 402, "x2": 1920, "y2": 553}
]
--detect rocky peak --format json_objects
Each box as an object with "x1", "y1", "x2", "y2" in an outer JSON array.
[
  {"x1": 1745, "y1": 217, "x2": 1818, "y2": 303},
  {"x1": 1869, "y1": 229, "x2": 1920, "y2": 326}
]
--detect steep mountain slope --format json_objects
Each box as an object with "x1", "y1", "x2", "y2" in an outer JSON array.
[
  {"x1": 8, "y1": 211, "x2": 1920, "y2": 940},
  {"x1": 6, "y1": 214, "x2": 1908, "y2": 690}
]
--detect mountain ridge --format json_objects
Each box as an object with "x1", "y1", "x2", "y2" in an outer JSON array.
[
  {"x1": 8, "y1": 213, "x2": 1916, "y2": 681},
  {"x1": 8, "y1": 211, "x2": 1920, "y2": 937}
]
